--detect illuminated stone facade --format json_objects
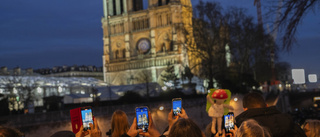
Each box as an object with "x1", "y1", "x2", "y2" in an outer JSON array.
[{"x1": 102, "y1": 0, "x2": 195, "y2": 85}]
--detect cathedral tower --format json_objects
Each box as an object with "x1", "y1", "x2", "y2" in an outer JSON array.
[{"x1": 101, "y1": 0, "x2": 194, "y2": 86}]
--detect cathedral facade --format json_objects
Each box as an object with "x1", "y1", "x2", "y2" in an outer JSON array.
[{"x1": 101, "y1": 0, "x2": 194, "y2": 86}]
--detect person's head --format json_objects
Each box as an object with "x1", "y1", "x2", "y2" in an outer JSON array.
[
  {"x1": 242, "y1": 92, "x2": 267, "y2": 110},
  {"x1": 50, "y1": 131, "x2": 75, "y2": 137},
  {"x1": 236, "y1": 119, "x2": 271, "y2": 137},
  {"x1": 111, "y1": 110, "x2": 130, "y2": 137},
  {"x1": 0, "y1": 126, "x2": 24, "y2": 137},
  {"x1": 169, "y1": 118, "x2": 204, "y2": 137},
  {"x1": 302, "y1": 119, "x2": 320, "y2": 137}
]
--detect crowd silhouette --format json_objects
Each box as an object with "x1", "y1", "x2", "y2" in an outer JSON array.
[{"x1": 1, "y1": 92, "x2": 319, "y2": 137}]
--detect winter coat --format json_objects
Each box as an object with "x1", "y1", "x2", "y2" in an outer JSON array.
[{"x1": 235, "y1": 106, "x2": 306, "y2": 137}]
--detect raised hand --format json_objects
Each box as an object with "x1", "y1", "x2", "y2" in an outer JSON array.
[
  {"x1": 177, "y1": 108, "x2": 188, "y2": 119},
  {"x1": 127, "y1": 118, "x2": 143, "y2": 137},
  {"x1": 75, "y1": 125, "x2": 88, "y2": 137},
  {"x1": 139, "y1": 111, "x2": 161, "y2": 137},
  {"x1": 88, "y1": 118, "x2": 102, "y2": 137}
]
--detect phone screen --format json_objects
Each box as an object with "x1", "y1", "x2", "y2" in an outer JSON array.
[
  {"x1": 136, "y1": 106, "x2": 149, "y2": 132},
  {"x1": 172, "y1": 98, "x2": 182, "y2": 116},
  {"x1": 81, "y1": 108, "x2": 94, "y2": 131},
  {"x1": 224, "y1": 112, "x2": 234, "y2": 133}
]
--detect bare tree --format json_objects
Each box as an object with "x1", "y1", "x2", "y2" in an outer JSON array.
[
  {"x1": 181, "y1": 65, "x2": 194, "y2": 84},
  {"x1": 183, "y1": 1, "x2": 277, "y2": 91},
  {"x1": 136, "y1": 70, "x2": 153, "y2": 101},
  {"x1": 19, "y1": 80, "x2": 39, "y2": 109},
  {"x1": 0, "y1": 76, "x2": 39, "y2": 113},
  {"x1": 226, "y1": 7, "x2": 277, "y2": 83},
  {"x1": 270, "y1": 0, "x2": 319, "y2": 50},
  {"x1": 184, "y1": 1, "x2": 228, "y2": 89},
  {"x1": 181, "y1": 65, "x2": 196, "y2": 94},
  {"x1": 0, "y1": 76, "x2": 24, "y2": 113}
]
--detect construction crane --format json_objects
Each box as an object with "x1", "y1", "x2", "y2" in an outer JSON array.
[
  {"x1": 254, "y1": 0, "x2": 276, "y2": 86},
  {"x1": 254, "y1": 0, "x2": 263, "y2": 29},
  {"x1": 256, "y1": 0, "x2": 283, "y2": 86}
]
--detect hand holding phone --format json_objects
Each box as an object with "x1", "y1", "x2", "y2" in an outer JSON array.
[
  {"x1": 224, "y1": 112, "x2": 234, "y2": 133},
  {"x1": 136, "y1": 106, "x2": 149, "y2": 132},
  {"x1": 70, "y1": 106, "x2": 94, "y2": 134},
  {"x1": 172, "y1": 98, "x2": 182, "y2": 116},
  {"x1": 81, "y1": 107, "x2": 94, "y2": 131}
]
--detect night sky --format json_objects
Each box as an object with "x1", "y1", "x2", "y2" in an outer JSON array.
[{"x1": 0, "y1": 0, "x2": 319, "y2": 76}]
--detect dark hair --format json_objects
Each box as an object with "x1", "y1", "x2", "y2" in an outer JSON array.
[
  {"x1": 50, "y1": 131, "x2": 75, "y2": 137},
  {"x1": 242, "y1": 92, "x2": 266, "y2": 109},
  {"x1": 169, "y1": 118, "x2": 203, "y2": 137},
  {"x1": 0, "y1": 126, "x2": 24, "y2": 137}
]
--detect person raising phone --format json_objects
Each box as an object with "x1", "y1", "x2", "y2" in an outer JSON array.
[
  {"x1": 125, "y1": 110, "x2": 160, "y2": 137},
  {"x1": 75, "y1": 118, "x2": 101, "y2": 137},
  {"x1": 167, "y1": 108, "x2": 205, "y2": 137},
  {"x1": 106, "y1": 110, "x2": 130, "y2": 137},
  {"x1": 106, "y1": 110, "x2": 143, "y2": 137}
]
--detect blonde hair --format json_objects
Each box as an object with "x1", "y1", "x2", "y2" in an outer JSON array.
[
  {"x1": 111, "y1": 110, "x2": 130, "y2": 137},
  {"x1": 236, "y1": 119, "x2": 271, "y2": 137},
  {"x1": 302, "y1": 119, "x2": 320, "y2": 137},
  {"x1": 0, "y1": 126, "x2": 24, "y2": 137}
]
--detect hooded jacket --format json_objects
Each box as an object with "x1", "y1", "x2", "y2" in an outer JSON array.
[{"x1": 235, "y1": 106, "x2": 306, "y2": 137}]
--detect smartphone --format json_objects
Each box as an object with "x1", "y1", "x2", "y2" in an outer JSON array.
[
  {"x1": 81, "y1": 106, "x2": 94, "y2": 131},
  {"x1": 224, "y1": 112, "x2": 234, "y2": 133},
  {"x1": 136, "y1": 106, "x2": 149, "y2": 132},
  {"x1": 172, "y1": 98, "x2": 182, "y2": 116}
]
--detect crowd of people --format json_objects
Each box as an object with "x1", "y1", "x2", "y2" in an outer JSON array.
[{"x1": 1, "y1": 93, "x2": 319, "y2": 137}]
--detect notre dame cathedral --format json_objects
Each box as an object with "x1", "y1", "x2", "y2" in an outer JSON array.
[{"x1": 101, "y1": 0, "x2": 195, "y2": 86}]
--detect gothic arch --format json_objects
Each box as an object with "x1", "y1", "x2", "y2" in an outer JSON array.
[
  {"x1": 115, "y1": 50, "x2": 119, "y2": 59},
  {"x1": 111, "y1": 40, "x2": 125, "y2": 59},
  {"x1": 122, "y1": 49, "x2": 126, "y2": 58},
  {"x1": 156, "y1": 31, "x2": 171, "y2": 52}
]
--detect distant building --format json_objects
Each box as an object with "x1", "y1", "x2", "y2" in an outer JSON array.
[
  {"x1": 101, "y1": 0, "x2": 197, "y2": 86},
  {"x1": 34, "y1": 65, "x2": 104, "y2": 80},
  {"x1": 1, "y1": 65, "x2": 104, "y2": 80},
  {"x1": 63, "y1": 94, "x2": 93, "y2": 104},
  {"x1": 0, "y1": 66, "x2": 34, "y2": 76},
  {"x1": 0, "y1": 66, "x2": 106, "y2": 112}
]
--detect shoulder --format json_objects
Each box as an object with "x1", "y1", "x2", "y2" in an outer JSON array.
[
  {"x1": 235, "y1": 107, "x2": 281, "y2": 126},
  {"x1": 291, "y1": 123, "x2": 307, "y2": 137}
]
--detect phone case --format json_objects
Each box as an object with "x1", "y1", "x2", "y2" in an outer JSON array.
[
  {"x1": 136, "y1": 106, "x2": 149, "y2": 132},
  {"x1": 70, "y1": 106, "x2": 94, "y2": 134},
  {"x1": 172, "y1": 98, "x2": 182, "y2": 116},
  {"x1": 70, "y1": 107, "x2": 82, "y2": 134},
  {"x1": 224, "y1": 112, "x2": 234, "y2": 133}
]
